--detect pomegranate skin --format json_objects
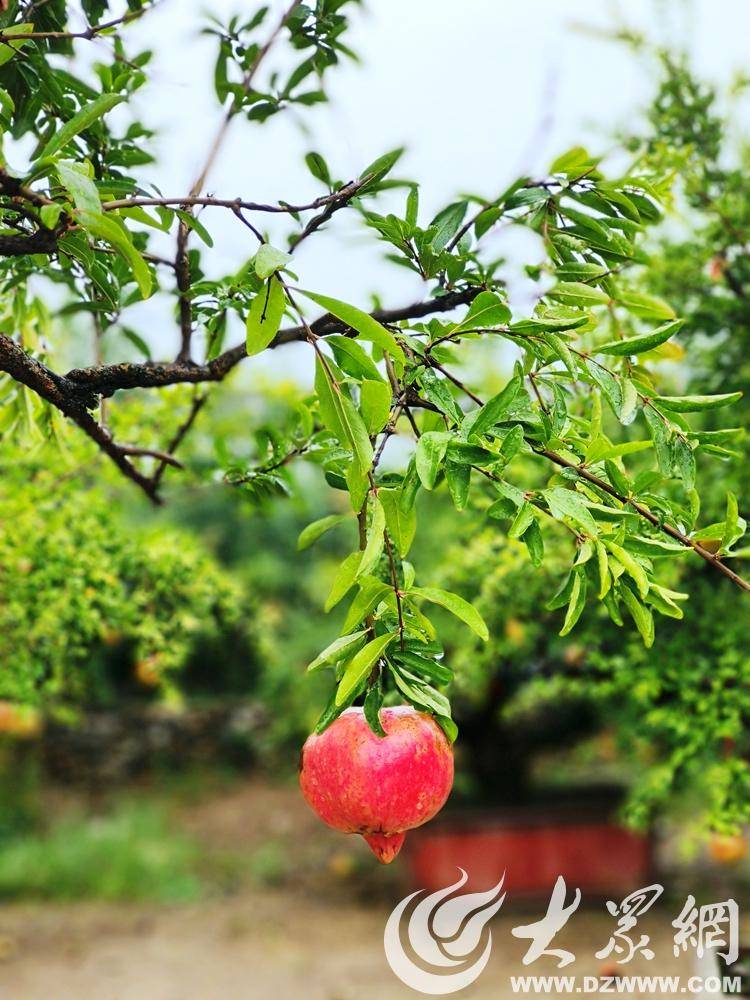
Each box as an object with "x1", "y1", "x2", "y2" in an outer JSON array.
[{"x1": 299, "y1": 706, "x2": 454, "y2": 863}]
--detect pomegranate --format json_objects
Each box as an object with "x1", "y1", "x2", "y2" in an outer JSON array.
[
  {"x1": 299, "y1": 706, "x2": 454, "y2": 863},
  {"x1": 708, "y1": 833, "x2": 747, "y2": 866}
]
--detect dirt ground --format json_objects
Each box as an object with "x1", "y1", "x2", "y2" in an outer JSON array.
[{"x1": 0, "y1": 781, "x2": 700, "y2": 999}]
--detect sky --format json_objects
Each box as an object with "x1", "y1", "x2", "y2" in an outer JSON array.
[{"x1": 54, "y1": 0, "x2": 750, "y2": 369}]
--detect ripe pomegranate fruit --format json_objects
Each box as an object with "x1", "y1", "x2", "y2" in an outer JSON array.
[
  {"x1": 708, "y1": 833, "x2": 747, "y2": 866},
  {"x1": 299, "y1": 706, "x2": 454, "y2": 863}
]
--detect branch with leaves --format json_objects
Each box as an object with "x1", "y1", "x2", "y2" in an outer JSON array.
[{"x1": 0, "y1": 2, "x2": 748, "y2": 738}]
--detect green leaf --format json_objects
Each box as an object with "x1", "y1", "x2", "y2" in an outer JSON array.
[
  {"x1": 342, "y1": 578, "x2": 392, "y2": 632},
  {"x1": 364, "y1": 677, "x2": 386, "y2": 737},
  {"x1": 357, "y1": 497, "x2": 385, "y2": 578},
  {"x1": 299, "y1": 289, "x2": 405, "y2": 367},
  {"x1": 587, "y1": 438, "x2": 652, "y2": 464},
  {"x1": 307, "y1": 632, "x2": 368, "y2": 672},
  {"x1": 415, "y1": 431, "x2": 451, "y2": 490},
  {"x1": 444, "y1": 461, "x2": 470, "y2": 511},
  {"x1": 314, "y1": 359, "x2": 373, "y2": 471},
  {"x1": 246, "y1": 276, "x2": 286, "y2": 355},
  {"x1": 619, "y1": 585, "x2": 654, "y2": 648},
  {"x1": 335, "y1": 633, "x2": 396, "y2": 706},
  {"x1": 40, "y1": 203, "x2": 63, "y2": 229},
  {"x1": 721, "y1": 493, "x2": 743, "y2": 554},
  {"x1": 254, "y1": 244, "x2": 292, "y2": 279},
  {"x1": 314, "y1": 689, "x2": 354, "y2": 734},
  {"x1": 391, "y1": 650, "x2": 453, "y2": 686},
  {"x1": 360, "y1": 379, "x2": 391, "y2": 434},
  {"x1": 346, "y1": 456, "x2": 369, "y2": 513},
  {"x1": 559, "y1": 568, "x2": 587, "y2": 636},
  {"x1": 452, "y1": 291, "x2": 511, "y2": 331},
  {"x1": 509, "y1": 501, "x2": 535, "y2": 539},
  {"x1": 325, "y1": 551, "x2": 363, "y2": 611},
  {"x1": 78, "y1": 210, "x2": 152, "y2": 298},
  {"x1": 605, "y1": 541, "x2": 649, "y2": 598},
  {"x1": 419, "y1": 369, "x2": 463, "y2": 424},
  {"x1": 37, "y1": 93, "x2": 124, "y2": 161},
  {"x1": 411, "y1": 587, "x2": 489, "y2": 640},
  {"x1": 595, "y1": 541, "x2": 611, "y2": 598},
  {"x1": 598, "y1": 319, "x2": 684, "y2": 356},
  {"x1": 380, "y1": 487, "x2": 416, "y2": 558},
  {"x1": 469, "y1": 377, "x2": 521, "y2": 439},
  {"x1": 548, "y1": 282, "x2": 610, "y2": 308},
  {"x1": 328, "y1": 336, "x2": 383, "y2": 382},
  {"x1": 297, "y1": 513, "x2": 350, "y2": 551},
  {"x1": 616, "y1": 291, "x2": 675, "y2": 321},
  {"x1": 652, "y1": 392, "x2": 742, "y2": 412},
  {"x1": 359, "y1": 148, "x2": 403, "y2": 186},
  {"x1": 436, "y1": 716, "x2": 458, "y2": 743},
  {"x1": 544, "y1": 487, "x2": 598, "y2": 535},
  {"x1": 0, "y1": 24, "x2": 34, "y2": 67},
  {"x1": 550, "y1": 146, "x2": 600, "y2": 176},
  {"x1": 305, "y1": 152, "x2": 331, "y2": 185},
  {"x1": 672, "y1": 436, "x2": 696, "y2": 490},
  {"x1": 430, "y1": 201, "x2": 468, "y2": 251},
  {"x1": 524, "y1": 519, "x2": 545, "y2": 567},
  {"x1": 57, "y1": 161, "x2": 101, "y2": 214},
  {"x1": 174, "y1": 209, "x2": 214, "y2": 247}
]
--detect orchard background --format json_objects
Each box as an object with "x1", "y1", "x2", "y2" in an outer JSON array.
[{"x1": 1, "y1": 1, "x2": 750, "y2": 996}]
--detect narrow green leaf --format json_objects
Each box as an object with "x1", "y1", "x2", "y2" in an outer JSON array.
[
  {"x1": 380, "y1": 487, "x2": 417, "y2": 557},
  {"x1": 509, "y1": 501, "x2": 535, "y2": 539},
  {"x1": 335, "y1": 633, "x2": 396, "y2": 705},
  {"x1": 299, "y1": 289, "x2": 405, "y2": 367},
  {"x1": 544, "y1": 487, "x2": 598, "y2": 535},
  {"x1": 470, "y1": 377, "x2": 521, "y2": 439},
  {"x1": 620, "y1": 585, "x2": 654, "y2": 647},
  {"x1": 360, "y1": 379, "x2": 391, "y2": 434},
  {"x1": 653, "y1": 393, "x2": 742, "y2": 413},
  {"x1": 357, "y1": 497, "x2": 385, "y2": 578},
  {"x1": 328, "y1": 336, "x2": 383, "y2": 382},
  {"x1": 307, "y1": 632, "x2": 367, "y2": 672},
  {"x1": 616, "y1": 291, "x2": 675, "y2": 321},
  {"x1": 38, "y1": 93, "x2": 124, "y2": 161},
  {"x1": 559, "y1": 568, "x2": 587, "y2": 636},
  {"x1": 297, "y1": 513, "x2": 350, "y2": 551},
  {"x1": 444, "y1": 461, "x2": 471, "y2": 511},
  {"x1": 591, "y1": 541, "x2": 609, "y2": 599},
  {"x1": 524, "y1": 519, "x2": 545, "y2": 567},
  {"x1": 606, "y1": 541, "x2": 649, "y2": 598},
  {"x1": 548, "y1": 281, "x2": 610, "y2": 308},
  {"x1": 342, "y1": 578, "x2": 392, "y2": 632},
  {"x1": 598, "y1": 319, "x2": 683, "y2": 356},
  {"x1": 325, "y1": 551, "x2": 363, "y2": 611},
  {"x1": 78, "y1": 210, "x2": 152, "y2": 298},
  {"x1": 411, "y1": 587, "x2": 489, "y2": 640},
  {"x1": 721, "y1": 493, "x2": 742, "y2": 554},
  {"x1": 364, "y1": 677, "x2": 386, "y2": 737}
]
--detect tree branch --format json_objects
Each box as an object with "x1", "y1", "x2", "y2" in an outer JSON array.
[
  {"x1": 0, "y1": 4, "x2": 159, "y2": 42},
  {"x1": 0, "y1": 334, "x2": 161, "y2": 503},
  {"x1": 65, "y1": 287, "x2": 481, "y2": 395}
]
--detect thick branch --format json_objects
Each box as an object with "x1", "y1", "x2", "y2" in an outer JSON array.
[
  {"x1": 0, "y1": 334, "x2": 160, "y2": 503},
  {"x1": 65, "y1": 288, "x2": 481, "y2": 395}
]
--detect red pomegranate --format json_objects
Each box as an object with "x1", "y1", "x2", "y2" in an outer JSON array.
[{"x1": 299, "y1": 706, "x2": 454, "y2": 863}]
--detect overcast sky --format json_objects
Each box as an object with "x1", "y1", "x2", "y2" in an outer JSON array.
[{"x1": 62, "y1": 1, "x2": 750, "y2": 367}]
